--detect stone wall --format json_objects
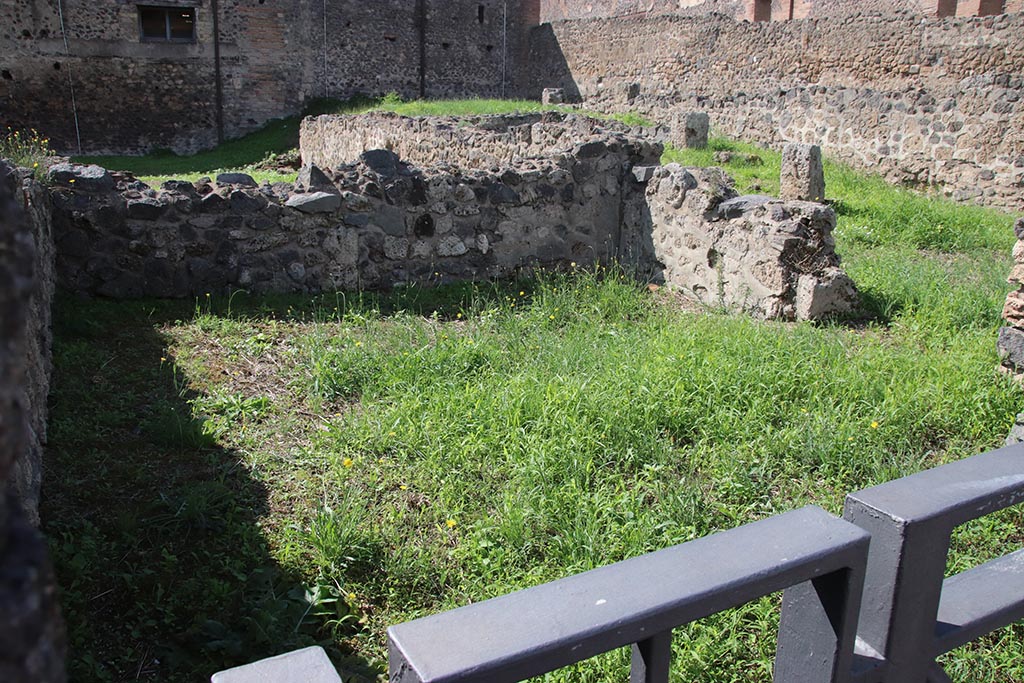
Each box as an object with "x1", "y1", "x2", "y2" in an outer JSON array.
[
  {"x1": 527, "y1": 12, "x2": 1024, "y2": 212},
  {"x1": 0, "y1": 160, "x2": 65, "y2": 682},
  {"x1": 535, "y1": 0, "x2": 1023, "y2": 22},
  {"x1": 6, "y1": 169, "x2": 54, "y2": 526},
  {"x1": 51, "y1": 114, "x2": 855, "y2": 322},
  {"x1": 623, "y1": 165, "x2": 857, "y2": 319},
  {"x1": 0, "y1": 0, "x2": 535, "y2": 155},
  {"x1": 299, "y1": 111, "x2": 663, "y2": 172}
]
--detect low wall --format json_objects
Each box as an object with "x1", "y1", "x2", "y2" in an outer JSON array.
[
  {"x1": 529, "y1": 12, "x2": 1024, "y2": 212},
  {"x1": 53, "y1": 117, "x2": 856, "y2": 322},
  {"x1": 624, "y1": 165, "x2": 857, "y2": 319},
  {"x1": 0, "y1": 160, "x2": 65, "y2": 682},
  {"x1": 299, "y1": 111, "x2": 664, "y2": 172}
]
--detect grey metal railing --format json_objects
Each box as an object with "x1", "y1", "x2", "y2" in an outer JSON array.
[{"x1": 387, "y1": 444, "x2": 1024, "y2": 683}]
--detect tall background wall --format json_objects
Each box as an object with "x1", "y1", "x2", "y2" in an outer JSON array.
[
  {"x1": 535, "y1": 0, "x2": 1024, "y2": 22},
  {"x1": 527, "y1": 11, "x2": 1024, "y2": 210},
  {"x1": 0, "y1": 0, "x2": 533, "y2": 155}
]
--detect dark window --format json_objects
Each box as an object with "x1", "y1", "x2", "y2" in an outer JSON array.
[
  {"x1": 935, "y1": 0, "x2": 957, "y2": 16},
  {"x1": 478, "y1": 4, "x2": 485, "y2": 23},
  {"x1": 139, "y1": 6, "x2": 196, "y2": 43}
]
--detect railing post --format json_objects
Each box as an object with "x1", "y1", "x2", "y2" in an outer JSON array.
[
  {"x1": 775, "y1": 566, "x2": 865, "y2": 683},
  {"x1": 843, "y1": 500, "x2": 950, "y2": 683},
  {"x1": 630, "y1": 630, "x2": 672, "y2": 683}
]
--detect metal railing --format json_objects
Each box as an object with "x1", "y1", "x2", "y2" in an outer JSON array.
[{"x1": 387, "y1": 444, "x2": 1024, "y2": 683}]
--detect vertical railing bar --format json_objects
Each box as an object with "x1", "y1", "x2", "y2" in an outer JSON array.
[{"x1": 630, "y1": 630, "x2": 673, "y2": 683}]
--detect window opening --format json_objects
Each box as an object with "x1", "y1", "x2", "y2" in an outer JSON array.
[
  {"x1": 977, "y1": 0, "x2": 1005, "y2": 14},
  {"x1": 935, "y1": 0, "x2": 957, "y2": 16},
  {"x1": 139, "y1": 6, "x2": 196, "y2": 43},
  {"x1": 478, "y1": 4, "x2": 486, "y2": 23}
]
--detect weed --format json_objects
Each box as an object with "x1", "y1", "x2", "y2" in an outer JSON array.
[{"x1": 1, "y1": 127, "x2": 54, "y2": 179}]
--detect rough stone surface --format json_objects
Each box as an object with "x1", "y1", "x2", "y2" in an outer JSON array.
[
  {"x1": 677, "y1": 112, "x2": 709, "y2": 149},
  {"x1": 285, "y1": 192, "x2": 342, "y2": 214},
  {"x1": 216, "y1": 173, "x2": 258, "y2": 188},
  {"x1": 542, "y1": 88, "x2": 565, "y2": 105},
  {"x1": 0, "y1": 0, "x2": 537, "y2": 155},
  {"x1": 997, "y1": 326, "x2": 1024, "y2": 373},
  {"x1": 301, "y1": 111, "x2": 662, "y2": 172},
  {"x1": 52, "y1": 115, "x2": 855, "y2": 322},
  {"x1": 46, "y1": 163, "x2": 113, "y2": 193},
  {"x1": 781, "y1": 144, "x2": 826, "y2": 202},
  {"x1": 621, "y1": 163, "x2": 857, "y2": 320},
  {"x1": 0, "y1": 160, "x2": 66, "y2": 682},
  {"x1": 296, "y1": 164, "x2": 333, "y2": 190},
  {"x1": 528, "y1": 11, "x2": 1024, "y2": 213}
]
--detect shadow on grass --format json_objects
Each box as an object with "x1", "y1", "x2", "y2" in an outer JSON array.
[{"x1": 41, "y1": 294, "x2": 376, "y2": 682}]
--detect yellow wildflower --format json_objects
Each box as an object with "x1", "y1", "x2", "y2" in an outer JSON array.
[
  {"x1": 445, "y1": 519, "x2": 456, "y2": 528},
  {"x1": 342, "y1": 457, "x2": 354, "y2": 468},
  {"x1": 870, "y1": 421, "x2": 879, "y2": 429}
]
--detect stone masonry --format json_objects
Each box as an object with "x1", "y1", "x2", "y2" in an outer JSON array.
[
  {"x1": 528, "y1": 12, "x2": 1024, "y2": 213},
  {"x1": 997, "y1": 217, "x2": 1024, "y2": 379},
  {"x1": 52, "y1": 114, "x2": 856, "y2": 322},
  {"x1": 780, "y1": 143, "x2": 825, "y2": 202},
  {"x1": 0, "y1": 161, "x2": 66, "y2": 683}
]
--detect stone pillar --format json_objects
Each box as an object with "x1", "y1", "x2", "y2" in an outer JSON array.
[
  {"x1": 675, "y1": 112, "x2": 709, "y2": 149},
  {"x1": 0, "y1": 162, "x2": 66, "y2": 683},
  {"x1": 780, "y1": 143, "x2": 825, "y2": 202}
]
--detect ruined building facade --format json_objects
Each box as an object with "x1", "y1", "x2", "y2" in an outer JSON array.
[
  {"x1": 1, "y1": 0, "x2": 539, "y2": 154},
  {"x1": 3, "y1": 0, "x2": 1022, "y2": 157}
]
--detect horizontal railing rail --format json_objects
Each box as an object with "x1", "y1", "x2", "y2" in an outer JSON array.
[
  {"x1": 388, "y1": 505, "x2": 870, "y2": 683},
  {"x1": 386, "y1": 444, "x2": 1024, "y2": 683}
]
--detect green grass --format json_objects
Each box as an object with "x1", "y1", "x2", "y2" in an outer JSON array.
[
  {"x1": 45, "y1": 127, "x2": 1023, "y2": 681},
  {"x1": 71, "y1": 96, "x2": 650, "y2": 186}
]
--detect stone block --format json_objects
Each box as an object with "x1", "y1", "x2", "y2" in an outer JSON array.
[
  {"x1": 794, "y1": 269, "x2": 859, "y2": 321},
  {"x1": 1003, "y1": 289, "x2": 1024, "y2": 326},
  {"x1": 679, "y1": 112, "x2": 710, "y2": 149},
  {"x1": 211, "y1": 646, "x2": 341, "y2": 683},
  {"x1": 296, "y1": 164, "x2": 333, "y2": 190},
  {"x1": 780, "y1": 143, "x2": 825, "y2": 202},
  {"x1": 47, "y1": 163, "x2": 114, "y2": 192},
  {"x1": 215, "y1": 173, "x2": 258, "y2": 188},
  {"x1": 997, "y1": 326, "x2": 1024, "y2": 371},
  {"x1": 285, "y1": 192, "x2": 341, "y2": 214},
  {"x1": 542, "y1": 88, "x2": 565, "y2": 105}
]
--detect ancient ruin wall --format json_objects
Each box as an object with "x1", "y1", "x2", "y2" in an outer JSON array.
[
  {"x1": 535, "y1": 0, "x2": 1024, "y2": 22},
  {"x1": 299, "y1": 111, "x2": 662, "y2": 171},
  {"x1": 529, "y1": 12, "x2": 1024, "y2": 211},
  {"x1": 0, "y1": 161, "x2": 65, "y2": 683},
  {"x1": 53, "y1": 114, "x2": 855, "y2": 322},
  {"x1": 0, "y1": 0, "x2": 535, "y2": 155}
]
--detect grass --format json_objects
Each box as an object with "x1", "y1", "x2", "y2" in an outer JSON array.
[
  {"x1": 71, "y1": 95, "x2": 651, "y2": 186},
  {"x1": 45, "y1": 121, "x2": 1023, "y2": 681}
]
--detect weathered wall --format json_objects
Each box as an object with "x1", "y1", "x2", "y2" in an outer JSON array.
[
  {"x1": 623, "y1": 165, "x2": 857, "y2": 319},
  {"x1": 535, "y1": 0, "x2": 1023, "y2": 22},
  {"x1": 0, "y1": 160, "x2": 65, "y2": 683},
  {"x1": 49, "y1": 145, "x2": 638, "y2": 296},
  {"x1": 300, "y1": 111, "x2": 662, "y2": 171},
  {"x1": 6, "y1": 169, "x2": 54, "y2": 526},
  {"x1": 528, "y1": 12, "x2": 1024, "y2": 211},
  {"x1": 0, "y1": 0, "x2": 534, "y2": 155},
  {"x1": 51, "y1": 113, "x2": 856, "y2": 321}
]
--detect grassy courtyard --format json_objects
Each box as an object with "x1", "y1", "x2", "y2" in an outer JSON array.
[{"x1": 43, "y1": 117, "x2": 1024, "y2": 681}]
